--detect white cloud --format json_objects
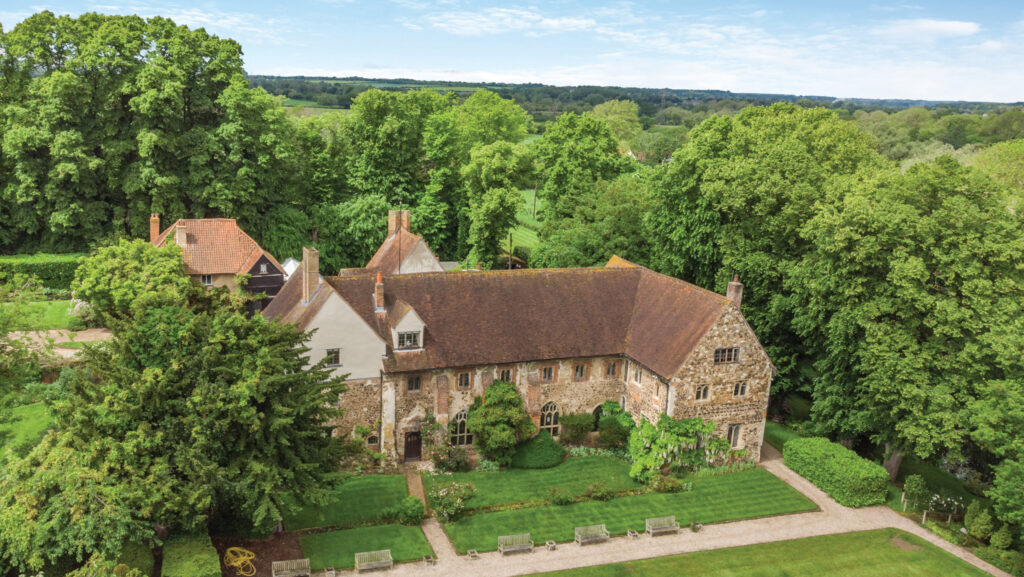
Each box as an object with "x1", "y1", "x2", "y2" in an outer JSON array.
[
  {"x1": 426, "y1": 7, "x2": 595, "y2": 36},
  {"x1": 873, "y1": 18, "x2": 981, "y2": 41}
]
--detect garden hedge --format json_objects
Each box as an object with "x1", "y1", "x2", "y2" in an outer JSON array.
[
  {"x1": 511, "y1": 431, "x2": 566, "y2": 469},
  {"x1": 0, "y1": 253, "x2": 85, "y2": 290},
  {"x1": 162, "y1": 533, "x2": 221, "y2": 577},
  {"x1": 783, "y1": 437, "x2": 888, "y2": 507}
]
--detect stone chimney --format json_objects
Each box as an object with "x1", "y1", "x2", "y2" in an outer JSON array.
[
  {"x1": 174, "y1": 223, "x2": 187, "y2": 248},
  {"x1": 374, "y1": 271, "x2": 385, "y2": 312},
  {"x1": 150, "y1": 214, "x2": 160, "y2": 244},
  {"x1": 400, "y1": 209, "x2": 410, "y2": 232},
  {"x1": 301, "y1": 246, "x2": 320, "y2": 303},
  {"x1": 387, "y1": 210, "x2": 400, "y2": 237},
  {"x1": 726, "y1": 274, "x2": 743, "y2": 307}
]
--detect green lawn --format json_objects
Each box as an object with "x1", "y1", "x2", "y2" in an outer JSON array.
[
  {"x1": 0, "y1": 403, "x2": 53, "y2": 450},
  {"x1": 283, "y1": 474, "x2": 408, "y2": 531},
  {"x1": 763, "y1": 421, "x2": 803, "y2": 452},
  {"x1": 443, "y1": 468, "x2": 816, "y2": 553},
  {"x1": 2, "y1": 300, "x2": 75, "y2": 331},
  {"x1": 424, "y1": 457, "x2": 639, "y2": 510},
  {"x1": 509, "y1": 187, "x2": 544, "y2": 253},
  {"x1": 299, "y1": 525, "x2": 433, "y2": 571},
  {"x1": 537, "y1": 529, "x2": 988, "y2": 577}
]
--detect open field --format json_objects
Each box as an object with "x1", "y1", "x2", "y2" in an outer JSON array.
[
  {"x1": 537, "y1": 529, "x2": 988, "y2": 577},
  {"x1": 299, "y1": 525, "x2": 433, "y2": 571},
  {"x1": 443, "y1": 468, "x2": 816, "y2": 553},
  {"x1": 283, "y1": 474, "x2": 408, "y2": 531},
  {"x1": 424, "y1": 457, "x2": 639, "y2": 510}
]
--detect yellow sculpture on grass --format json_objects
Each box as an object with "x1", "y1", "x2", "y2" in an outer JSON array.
[{"x1": 224, "y1": 547, "x2": 257, "y2": 577}]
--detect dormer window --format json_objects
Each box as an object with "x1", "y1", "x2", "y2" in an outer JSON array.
[{"x1": 397, "y1": 331, "x2": 420, "y2": 349}]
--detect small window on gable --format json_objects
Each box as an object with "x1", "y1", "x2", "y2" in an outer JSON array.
[
  {"x1": 498, "y1": 368, "x2": 513, "y2": 382},
  {"x1": 733, "y1": 382, "x2": 747, "y2": 397},
  {"x1": 573, "y1": 364, "x2": 586, "y2": 381},
  {"x1": 325, "y1": 348, "x2": 341, "y2": 367},
  {"x1": 728, "y1": 424, "x2": 743, "y2": 448},
  {"x1": 457, "y1": 372, "x2": 472, "y2": 390},
  {"x1": 714, "y1": 347, "x2": 740, "y2": 364},
  {"x1": 695, "y1": 385, "x2": 709, "y2": 401},
  {"x1": 606, "y1": 361, "x2": 618, "y2": 377},
  {"x1": 541, "y1": 366, "x2": 555, "y2": 382},
  {"x1": 260, "y1": 263, "x2": 268, "y2": 274},
  {"x1": 407, "y1": 375, "x2": 422, "y2": 393},
  {"x1": 398, "y1": 331, "x2": 420, "y2": 349},
  {"x1": 201, "y1": 274, "x2": 213, "y2": 286}
]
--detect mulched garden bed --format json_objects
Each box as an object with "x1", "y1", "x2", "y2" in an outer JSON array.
[{"x1": 211, "y1": 532, "x2": 304, "y2": 577}]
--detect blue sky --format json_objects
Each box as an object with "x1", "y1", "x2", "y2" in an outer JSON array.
[{"x1": 3, "y1": 1, "x2": 1023, "y2": 101}]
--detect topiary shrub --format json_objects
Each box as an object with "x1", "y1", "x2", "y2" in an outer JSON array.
[
  {"x1": 990, "y1": 524, "x2": 1014, "y2": 550},
  {"x1": 510, "y1": 430, "x2": 567, "y2": 469},
  {"x1": 558, "y1": 413, "x2": 594, "y2": 444},
  {"x1": 162, "y1": 533, "x2": 221, "y2": 577},
  {"x1": 385, "y1": 495, "x2": 425, "y2": 526},
  {"x1": 783, "y1": 437, "x2": 888, "y2": 507},
  {"x1": 902, "y1": 474, "x2": 929, "y2": 511},
  {"x1": 965, "y1": 501, "x2": 995, "y2": 541},
  {"x1": 467, "y1": 381, "x2": 536, "y2": 466},
  {"x1": 549, "y1": 487, "x2": 575, "y2": 506}
]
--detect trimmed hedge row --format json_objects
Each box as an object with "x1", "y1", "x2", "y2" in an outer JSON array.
[
  {"x1": 162, "y1": 533, "x2": 221, "y2": 577},
  {"x1": 783, "y1": 437, "x2": 888, "y2": 507},
  {"x1": 0, "y1": 253, "x2": 86, "y2": 290}
]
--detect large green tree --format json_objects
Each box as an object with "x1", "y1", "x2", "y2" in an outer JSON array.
[
  {"x1": 0, "y1": 283, "x2": 346, "y2": 573},
  {"x1": 787, "y1": 158, "x2": 1024, "y2": 477},
  {"x1": 459, "y1": 142, "x2": 532, "y2": 266},
  {"x1": 313, "y1": 194, "x2": 390, "y2": 273},
  {"x1": 646, "y1": 103, "x2": 887, "y2": 392}
]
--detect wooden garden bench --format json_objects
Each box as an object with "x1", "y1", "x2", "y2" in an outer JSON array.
[
  {"x1": 574, "y1": 524, "x2": 610, "y2": 545},
  {"x1": 354, "y1": 550, "x2": 393, "y2": 573},
  {"x1": 271, "y1": 558, "x2": 310, "y2": 577},
  {"x1": 646, "y1": 515, "x2": 680, "y2": 536},
  {"x1": 498, "y1": 533, "x2": 534, "y2": 555}
]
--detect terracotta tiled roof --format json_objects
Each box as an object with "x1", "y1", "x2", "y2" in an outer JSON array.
[
  {"x1": 365, "y1": 228, "x2": 439, "y2": 275},
  {"x1": 153, "y1": 219, "x2": 283, "y2": 276}
]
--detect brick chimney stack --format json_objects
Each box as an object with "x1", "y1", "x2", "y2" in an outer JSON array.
[
  {"x1": 387, "y1": 210, "x2": 400, "y2": 237},
  {"x1": 400, "y1": 209, "x2": 410, "y2": 232},
  {"x1": 726, "y1": 274, "x2": 743, "y2": 307},
  {"x1": 150, "y1": 214, "x2": 160, "y2": 243},
  {"x1": 301, "y1": 246, "x2": 320, "y2": 303},
  {"x1": 174, "y1": 223, "x2": 187, "y2": 248},
  {"x1": 374, "y1": 271, "x2": 386, "y2": 312}
]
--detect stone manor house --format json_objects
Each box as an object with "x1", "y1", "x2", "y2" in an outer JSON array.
[{"x1": 264, "y1": 211, "x2": 775, "y2": 462}]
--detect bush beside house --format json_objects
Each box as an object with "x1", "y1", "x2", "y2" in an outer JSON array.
[{"x1": 783, "y1": 437, "x2": 888, "y2": 507}]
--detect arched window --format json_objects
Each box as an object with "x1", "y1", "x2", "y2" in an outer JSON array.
[
  {"x1": 592, "y1": 405, "x2": 604, "y2": 431},
  {"x1": 450, "y1": 409, "x2": 472, "y2": 446},
  {"x1": 541, "y1": 402, "x2": 560, "y2": 436}
]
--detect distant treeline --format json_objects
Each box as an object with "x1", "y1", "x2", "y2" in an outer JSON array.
[{"x1": 248, "y1": 74, "x2": 1023, "y2": 123}]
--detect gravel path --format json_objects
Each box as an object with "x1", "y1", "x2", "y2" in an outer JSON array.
[
  {"x1": 317, "y1": 445, "x2": 1009, "y2": 577},
  {"x1": 10, "y1": 328, "x2": 112, "y2": 358}
]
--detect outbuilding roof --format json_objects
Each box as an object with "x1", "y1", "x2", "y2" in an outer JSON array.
[{"x1": 153, "y1": 218, "x2": 283, "y2": 276}]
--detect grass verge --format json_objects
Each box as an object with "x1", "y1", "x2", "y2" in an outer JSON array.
[
  {"x1": 536, "y1": 528, "x2": 988, "y2": 576},
  {"x1": 299, "y1": 525, "x2": 432, "y2": 571},
  {"x1": 424, "y1": 457, "x2": 638, "y2": 510},
  {"x1": 0, "y1": 403, "x2": 53, "y2": 451},
  {"x1": 284, "y1": 474, "x2": 408, "y2": 531},
  {"x1": 2, "y1": 300, "x2": 75, "y2": 331},
  {"x1": 443, "y1": 468, "x2": 816, "y2": 553}
]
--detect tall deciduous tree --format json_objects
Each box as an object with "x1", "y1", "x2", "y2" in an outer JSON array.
[
  {"x1": 589, "y1": 99, "x2": 642, "y2": 148},
  {"x1": 459, "y1": 142, "x2": 532, "y2": 266},
  {"x1": 646, "y1": 103, "x2": 887, "y2": 392},
  {"x1": 787, "y1": 158, "x2": 1024, "y2": 477},
  {"x1": 313, "y1": 194, "x2": 389, "y2": 273}
]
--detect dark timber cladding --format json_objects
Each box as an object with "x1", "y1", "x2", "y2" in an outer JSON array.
[{"x1": 324, "y1": 266, "x2": 731, "y2": 377}]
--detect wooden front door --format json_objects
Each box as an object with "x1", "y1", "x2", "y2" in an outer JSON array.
[{"x1": 404, "y1": 431, "x2": 422, "y2": 462}]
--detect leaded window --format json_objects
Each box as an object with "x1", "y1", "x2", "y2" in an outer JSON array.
[
  {"x1": 325, "y1": 348, "x2": 341, "y2": 367},
  {"x1": 714, "y1": 347, "x2": 740, "y2": 364},
  {"x1": 733, "y1": 382, "x2": 747, "y2": 397},
  {"x1": 450, "y1": 410, "x2": 472, "y2": 446},
  {"x1": 695, "y1": 385, "x2": 710, "y2": 401},
  {"x1": 540, "y1": 402, "x2": 560, "y2": 436},
  {"x1": 398, "y1": 331, "x2": 420, "y2": 349},
  {"x1": 728, "y1": 424, "x2": 743, "y2": 448}
]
